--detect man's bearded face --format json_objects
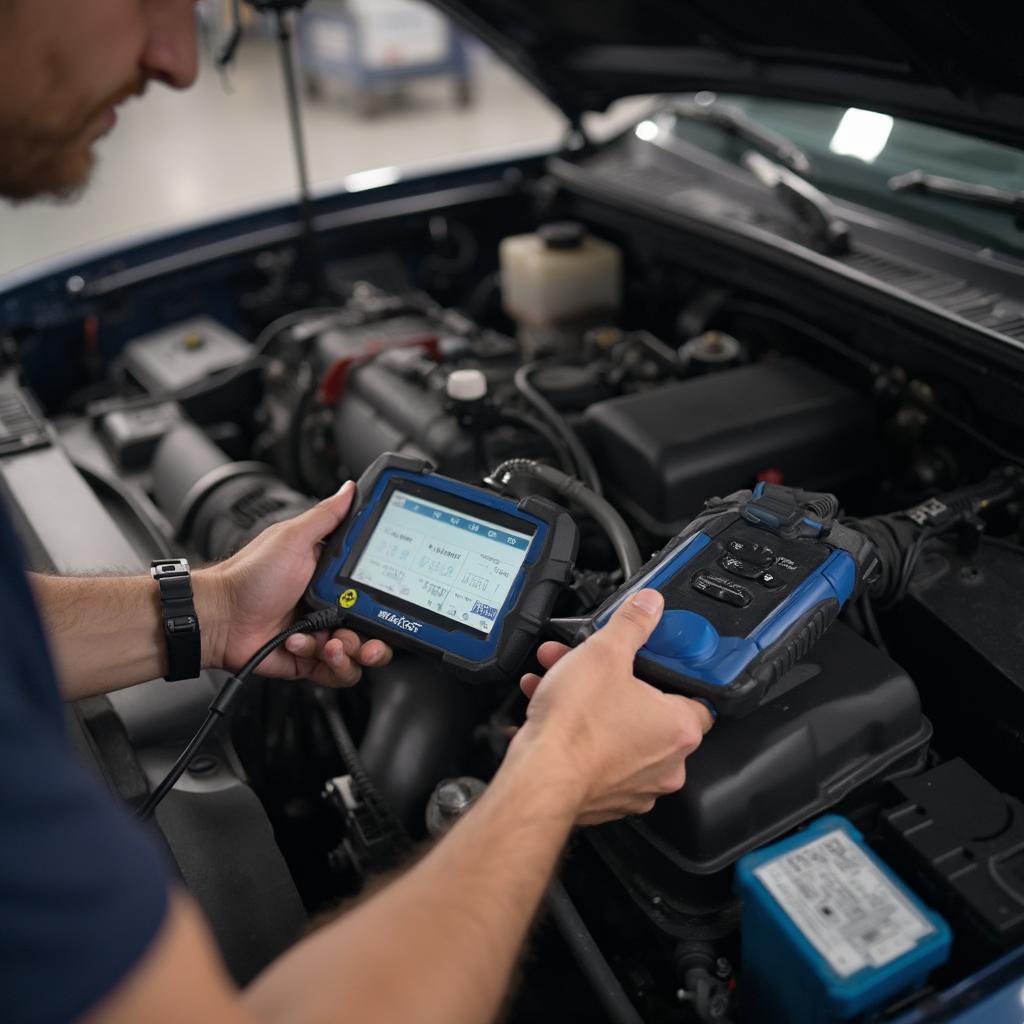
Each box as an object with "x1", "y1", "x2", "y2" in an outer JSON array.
[
  {"x1": 0, "y1": 75, "x2": 148, "y2": 201},
  {"x1": 0, "y1": 1, "x2": 197, "y2": 201}
]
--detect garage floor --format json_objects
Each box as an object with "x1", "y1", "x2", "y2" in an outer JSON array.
[{"x1": 0, "y1": 33, "x2": 569, "y2": 282}]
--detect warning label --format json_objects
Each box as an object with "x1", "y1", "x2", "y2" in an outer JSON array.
[{"x1": 754, "y1": 829, "x2": 935, "y2": 978}]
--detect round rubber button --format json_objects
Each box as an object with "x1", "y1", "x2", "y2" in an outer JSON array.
[{"x1": 644, "y1": 610, "x2": 719, "y2": 663}]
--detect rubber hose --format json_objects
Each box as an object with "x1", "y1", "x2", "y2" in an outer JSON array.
[
  {"x1": 546, "y1": 880, "x2": 645, "y2": 1024},
  {"x1": 496, "y1": 408, "x2": 577, "y2": 476},
  {"x1": 513, "y1": 363, "x2": 604, "y2": 497}
]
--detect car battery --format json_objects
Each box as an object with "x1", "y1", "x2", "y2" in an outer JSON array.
[{"x1": 735, "y1": 815, "x2": 951, "y2": 1023}]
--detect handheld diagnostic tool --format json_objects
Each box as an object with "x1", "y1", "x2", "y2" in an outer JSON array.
[
  {"x1": 568, "y1": 483, "x2": 878, "y2": 717},
  {"x1": 307, "y1": 453, "x2": 578, "y2": 680}
]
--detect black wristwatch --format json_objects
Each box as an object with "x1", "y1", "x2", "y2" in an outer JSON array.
[{"x1": 150, "y1": 558, "x2": 202, "y2": 681}]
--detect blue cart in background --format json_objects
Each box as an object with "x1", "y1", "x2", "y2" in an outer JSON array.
[{"x1": 297, "y1": 0, "x2": 473, "y2": 116}]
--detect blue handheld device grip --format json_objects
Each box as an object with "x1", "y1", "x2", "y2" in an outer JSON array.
[{"x1": 576, "y1": 484, "x2": 876, "y2": 716}]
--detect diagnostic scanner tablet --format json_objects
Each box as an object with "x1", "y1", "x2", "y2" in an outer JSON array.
[{"x1": 307, "y1": 453, "x2": 578, "y2": 680}]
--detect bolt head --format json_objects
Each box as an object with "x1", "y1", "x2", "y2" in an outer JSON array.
[{"x1": 436, "y1": 780, "x2": 471, "y2": 815}]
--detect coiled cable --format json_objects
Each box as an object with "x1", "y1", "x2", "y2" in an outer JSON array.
[
  {"x1": 513, "y1": 364, "x2": 604, "y2": 497},
  {"x1": 487, "y1": 459, "x2": 642, "y2": 577}
]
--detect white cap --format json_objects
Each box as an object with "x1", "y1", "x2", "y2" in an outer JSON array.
[{"x1": 446, "y1": 368, "x2": 487, "y2": 402}]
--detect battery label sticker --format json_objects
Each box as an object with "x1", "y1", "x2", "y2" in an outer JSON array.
[{"x1": 753, "y1": 829, "x2": 935, "y2": 978}]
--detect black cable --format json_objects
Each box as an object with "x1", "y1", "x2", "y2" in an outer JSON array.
[
  {"x1": 136, "y1": 712, "x2": 224, "y2": 822},
  {"x1": 906, "y1": 385, "x2": 1024, "y2": 470},
  {"x1": 883, "y1": 472, "x2": 1021, "y2": 606},
  {"x1": 882, "y1": 528, "x2": 934, "y2": 610},
  {"x1": 172, "y1": 355, "x2": 268, "y2": 401},
  {"x1": 513, "y1": 364, "x2": 604, "y2": 497},
  {"x1": 722, "y1": 300, "x2": 882, "y2": 375},
  {"x1": 487, "y1": 459, "x2": 642, "y2": 577},
  {"x1": 463, "y1": 271, "x2": 500, "y2": 320},
  {"x1": 858, "y1": 592, "x2": 888, "y2": 654},
  {"x1": 80, "y1": 355, "x2": 267, "y2": 421},
  {"x1": 288, "y1": 370, "x2": 321, "y2": 492},
  {"x1": 315, "y1": 690, "x2": 411, "y2": 851},
  {"x1": 137, "y1": 607, "x2": 345, "y2": 821},
  {"x1": 421, "y1": 217, "x2": 479, "y2": 279},
  {"x1": 252, "y1": 306, "x2": 343, "y2": 357},
  {"x1": 851, "y1": 468, "x2": 1024, "y2": 606},
  {"x1": 546, "y1": 880, "x2": 645, "y2": 1024},
  {"x1": 981, "y1": 536, "x2": 1024, "y2": 555},
  {"x1": 494, "y1": 408, "x2": 578, "y2": 476}
]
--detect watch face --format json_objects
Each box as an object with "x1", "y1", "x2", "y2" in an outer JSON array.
[{"x1": 151, "y1": 558, "x2": 190, "y2": 577}]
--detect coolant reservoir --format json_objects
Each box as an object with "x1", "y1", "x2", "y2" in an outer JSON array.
[{"x1": 500, "y1": 222, "x2": 622, "y2": 357}]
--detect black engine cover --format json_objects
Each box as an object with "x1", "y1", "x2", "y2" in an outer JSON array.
[
  {"x1": 582, "y1": 358, "x2": 874, "y2": 534},
  {"x1": 628, "y1": 622, "x2": 930, "y2": 874}
]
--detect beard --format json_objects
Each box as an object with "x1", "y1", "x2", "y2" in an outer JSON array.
[{"x1": 0, "y1": 75, "x2": 146, "y2": 202}]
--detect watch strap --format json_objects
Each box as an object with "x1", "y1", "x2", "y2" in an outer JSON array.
[{"x1": 151, "y1": 559, "x2": 201, "y2": 681}]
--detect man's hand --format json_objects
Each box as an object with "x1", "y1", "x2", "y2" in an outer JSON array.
[
  {"x1": 514, "y1": 589, "x2": 713, "y2": 825},
  {"x1": 202, "y1": 481, "x2": 392, "y2": 686}
]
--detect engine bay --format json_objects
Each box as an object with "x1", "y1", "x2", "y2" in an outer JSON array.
[{"x1": 4, "y1": 168, "x2": 1024, "y2": 1021}]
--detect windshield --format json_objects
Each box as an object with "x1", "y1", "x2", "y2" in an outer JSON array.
[{"x1": 668, "y1": 94, "x2": 1024, "y2": 259}]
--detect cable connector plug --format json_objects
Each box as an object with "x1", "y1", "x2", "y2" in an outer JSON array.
[
  {"x1": 209, "y1": 676, "x2": 245, "y2": 717},
  {"x1": 300, "y1": 607, "x2": 348, "y2": 633}
]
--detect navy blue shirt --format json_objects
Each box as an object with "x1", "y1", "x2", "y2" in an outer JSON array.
[{"x1": 0, "y1": 504, "x2": 168, "y2": 1023}]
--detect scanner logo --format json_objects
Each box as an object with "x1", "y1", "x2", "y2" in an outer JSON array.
[
  {"x1": 377, "y1": 609, "x2": 423, "y2": 634},
  {"x1": 339, "y1": 588, "x2": 358, "y2": 609}
]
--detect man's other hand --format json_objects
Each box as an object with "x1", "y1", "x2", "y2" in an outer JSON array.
[
  {"x1": 515, "y1": 589, "x2": 713, "y2": 825},
  {"x1": 199, "y1": 481, "x2": 392, "y2": 686}
]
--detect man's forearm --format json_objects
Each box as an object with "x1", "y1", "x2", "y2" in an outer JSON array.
[
  {"x1": 244, "y1": 735, "x2": 582, "y2": 1024},
  {"x1": 28, "y1": 571, "x2": 229, "y2": 700}
]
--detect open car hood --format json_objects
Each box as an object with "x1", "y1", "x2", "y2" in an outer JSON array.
[{"x1": 429, "y1": 0, "x2": 1024, "y2": 149}]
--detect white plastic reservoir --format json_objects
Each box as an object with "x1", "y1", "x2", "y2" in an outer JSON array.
[{"x1": 499, "y1": 222, "x2": 622, "y2": 329}]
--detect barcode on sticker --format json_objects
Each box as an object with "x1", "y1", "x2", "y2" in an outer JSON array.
[{"x1": 754, "y1": 829, "x2": 934, "y2": 978}]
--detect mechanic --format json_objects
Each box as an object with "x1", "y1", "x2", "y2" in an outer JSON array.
[{"x1": 0, "y1": 3, "x2": 713, "y2": 1023}]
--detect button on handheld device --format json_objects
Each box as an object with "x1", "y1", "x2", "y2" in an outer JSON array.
[
  {"x1": 306, "y1": 453, "x2": 578, "y2": 680},
  {"x1": 567, "y1": 483, "x2": 878, "y2": 717}
]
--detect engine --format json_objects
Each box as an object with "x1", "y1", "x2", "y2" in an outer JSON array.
[{"x1": 8, "y1": 217, "x2": 1024, "y2": 1023}]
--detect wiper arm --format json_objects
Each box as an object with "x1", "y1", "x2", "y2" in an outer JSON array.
[
  {"x1": 741, "y1": 151, "x2": 851, "y2": 255},
  {"x1": 671, "y1": 97, "x2": 812, "y2": 176},
  {"x1": 889, "y1": 170, "x2": 1024, "y2": 229}
]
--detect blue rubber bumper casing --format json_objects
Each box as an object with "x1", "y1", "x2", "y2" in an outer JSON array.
[
  {"x1": 735, "y1": 815, "x2": 952, "y2": 1023},
  {"x1": 598, "y1": 534, "x2": 854, "y2": 701},
  {"x1": 580, "y1": 485, "x2": 872, "y2": 717}
]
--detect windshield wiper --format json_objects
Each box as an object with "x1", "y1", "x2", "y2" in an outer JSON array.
[
  {"x1": 671, "y1": 96, "x2": 812, "y2": 176},
  {"x1": 741, "y1": 151, "x2": 851, "y2": 255},
  {"x1": 889, "y1": 170, "x2": 1024, "y2": 230}
]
